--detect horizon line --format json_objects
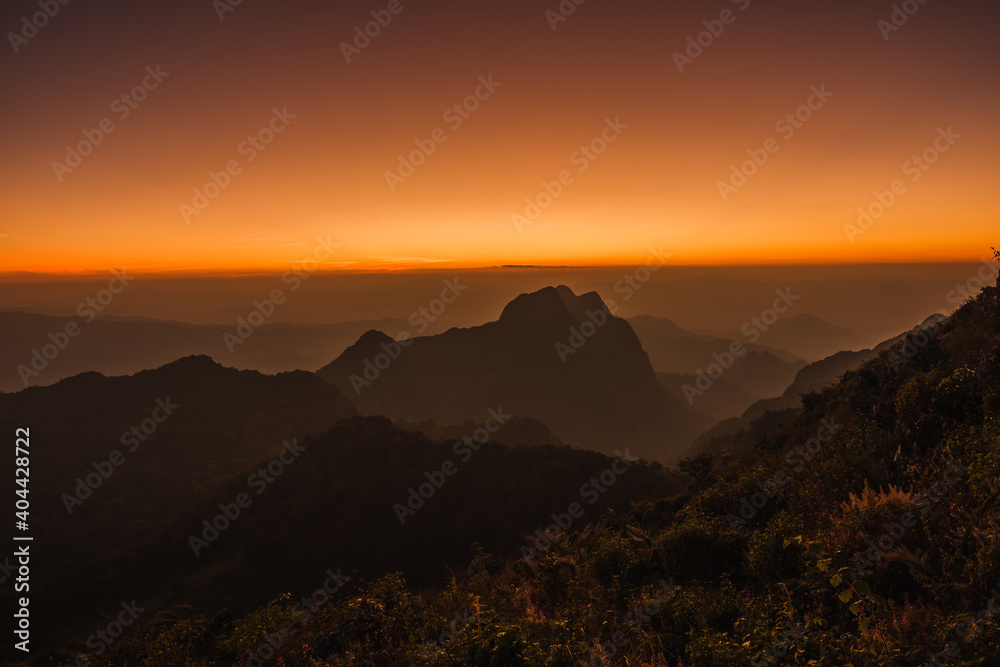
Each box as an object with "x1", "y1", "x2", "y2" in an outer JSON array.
[{"x1": 0, "y1": 257, "x2": 996, "y2": 281}]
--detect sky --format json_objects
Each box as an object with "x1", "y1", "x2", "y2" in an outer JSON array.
[{"x1": 0, "y1": 0, "x2": 998, "y2": 275}]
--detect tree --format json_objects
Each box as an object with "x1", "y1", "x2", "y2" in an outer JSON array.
[{"x1": 678, "y1": 452, "x2": 714, "y2": 485}]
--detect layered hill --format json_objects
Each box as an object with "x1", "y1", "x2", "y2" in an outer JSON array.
[
  {"x1": 317, "y1": 286, "x2": 711, "y2": 461},
  {"x1": 731, "y1": 312, "x2": 869, "y2": 362},
  {"x1": 68, "y1": 262, "x2": 1000, "y2": 667},
  {"x1": 628, "y1": 315, "x2": 806, "y2": 420},
  {"x1": 0, "y1": 310, "x2": 409, "y2": 392},
  {"x1": 0, "y1": 355, "x2": 687, "y2": 658},
  {"x1": 692, "y1": 313, "x2": 950, "y2": 454}
]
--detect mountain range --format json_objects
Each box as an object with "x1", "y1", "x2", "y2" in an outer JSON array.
[
  {"x1": 0, "y1": 352, "x2": 687, "y2": 656},
  {"x1": 17, "y1": 271, "x2": 999, "y2": 665},
  {"x1": 317, "y1": 286, "x2": 709, "y2": 461},
  {"x1": 0, "y1": 311, "x2": 410, "y2": 393}
]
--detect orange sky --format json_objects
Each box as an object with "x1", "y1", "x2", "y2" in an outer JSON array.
[{"x1": 1, "y1": 0, "x2": 997, "y2": 276}]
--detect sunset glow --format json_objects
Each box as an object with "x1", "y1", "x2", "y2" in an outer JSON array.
[{"x1": 1, "y1": 0, "x2": 997, "y2": 276}]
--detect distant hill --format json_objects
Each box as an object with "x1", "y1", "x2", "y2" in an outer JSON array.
[
  {"x1": 318, "y1": 286, "x2": 711, "y2": 461},
  {"x1": 692, "y1": 313, "x2": 950, "y2": 454},
  {"x1": 0, "y1": 311, "x2": 409, "y2": 392},
  {"x1": 627, "y1": 314, "x2": 714, "y2": 342},
  {"x1": 628, "y1": 315, "x2": 802, "y2": 367},
  {"x1": 393, "y1": 415, "x2": 566, "y2": 448},
  {"x1": 732, "y1": 312, "x2": 869, "y2": 362},
  {"x1": 658, "y1": 371, "x2": 762, "y2": 422},
  {"x1": 629, "y1": 315, "x2": 806, "y2": 418},
  {"x1": 0, "y1": 357, "x2": 687, "y2": 656}
]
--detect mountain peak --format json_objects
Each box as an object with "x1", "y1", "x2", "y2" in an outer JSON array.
[
  {"x1": 162, "y1": 354, "x2": 221, "y2": 370},
  {"x1": 499, "y1": 285, "x2": 610, "y2": 326},
  {"x1": 356, "y1": 329, "x2": 394, "y2": 345}
]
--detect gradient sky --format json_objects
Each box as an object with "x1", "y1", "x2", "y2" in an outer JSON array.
[{"x1": 1, "y1": 0, "x2": 998, "y2": 275}]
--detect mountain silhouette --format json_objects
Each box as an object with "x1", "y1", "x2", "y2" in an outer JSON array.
[
  {"x1": 0, "y1": 310, "x2": 410, "y2": 393},
  {"x1": 318, "y1": 286, "x2": 709, "y2": 461},
  {"x1": 0, "y1": 355, "x2": 686, "y2": 655},
  {"x1": 52, "y1": 275, "x2": 1000, "y2": 666},
  {"x1": 0, "y1": 355, "x2": 360, "y2": 651},
  {"x1": 691, "y1": 312, "x2": 950, "y2": 454},
  {"x1": 734, "y1": 312, "x2": 868, "y2": 361}
]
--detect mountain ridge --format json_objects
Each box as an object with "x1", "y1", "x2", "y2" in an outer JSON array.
[{"x1": 318, "y1": 285, "x2": 709, "y2": 461}]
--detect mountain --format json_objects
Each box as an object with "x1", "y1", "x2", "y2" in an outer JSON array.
[
  {"x1": 628, "y1": 315, "x2": 806, "y2": 395},
  {"x1": 736, "y1": 312, "x2": 868, "y2": 362},
  {"x1": 628, "y1": 315, "x2": 806, "y2": 419},
  {"x1": 0, "y1": 357, "x2": 687, "y2": 657},
  {"x1": 627, "y1": 315, "x2": 714, "y2": 342},
  {"x1": 393, "y1": 415, "x2": 566, "y2": 448},
  {"x1": 317, "y1": 286, "x2": 711, "y2": 461},
  {"x1": 67, "y1": 268, "x2": 1000, "y2": 666},
  {"x1": 0, "y1": 310, "x2": 410, "y2": 393},
  {"x1": 658, "y1": 371, "x2": 763, "y2": 422},
  {"x1": 0, "y1": 356, "x2": 358, "y2": 653},
  {"x1": 628, "y1": 315, "x2": 803, "y2": 366},
  {"x1": 692, "y1": 312, "x2": 950, "y2": 454},
  {"x1": 723, "y1": 350, "x2": 807, "y2": 398}
]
